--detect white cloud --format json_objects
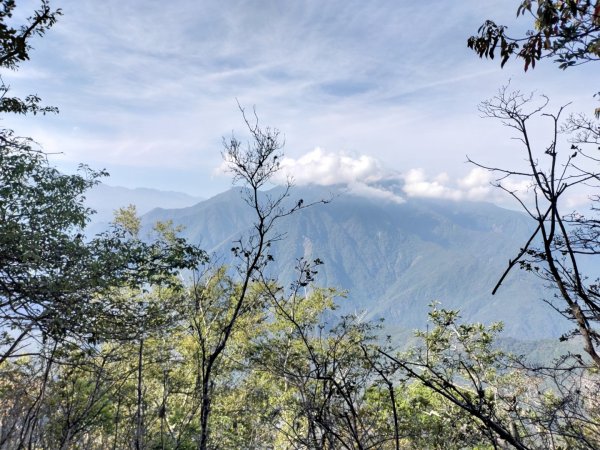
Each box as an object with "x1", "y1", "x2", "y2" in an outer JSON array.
[
  {"x1": 458, "y1": 167, "x2": 492, "y2": 189},
  {"x1": 218, "y1": 147, "x2": 550, "y2": 207},
  {"x1": 277, "y1": 148, "x2": 389, "y2": 186},
  {"x1": 399, "y1": 167, "x2": 592, "y2": 211},
  {"x1": 216, "y1": 145, "x2": 597, "y2": 211},
  {"x1": 458, "y1": 167, "x2": 494, "y2": 200},
  {"x1": 216, "y1": 147, "x2": 406, "y2": 203},
  {"x1": 347, "y1": 182, "x2": 405, "y2": 204},
  {"x1": 274, "y1": 148, "x2": 405, "y2": 203},
  {"x1": 402, "y1": 168, "x2": 506, "y2": 202},
  {"x1": 219, "y1": 148, "x2": 520, "y2": 206},
  {"x1": 402, "y1": 168, "x2": 463, "y2": 200},
  {"x1": 499, "y1": 178, "x2": 534, "y2": 195}
]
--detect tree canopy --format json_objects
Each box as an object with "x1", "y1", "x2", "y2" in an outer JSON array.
[{"x1": 468, "y1": 0, "x2": 600, "y2": 70}]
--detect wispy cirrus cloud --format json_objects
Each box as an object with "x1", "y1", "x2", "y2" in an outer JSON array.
[{"x1": 3, "y1": 0, "x2": 596, "y2": 197}]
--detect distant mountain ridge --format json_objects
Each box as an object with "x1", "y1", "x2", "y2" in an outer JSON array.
[
  {"x1": 142, "y1": 185, "x2": 573, "y2": 341},
  {"x1": 84, "y1": 183, "x2": 203, "y2": 235}
]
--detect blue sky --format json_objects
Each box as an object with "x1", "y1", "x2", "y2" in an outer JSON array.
[{"x1": 4, "y1": 0, "x2": 597, "y2": 202}]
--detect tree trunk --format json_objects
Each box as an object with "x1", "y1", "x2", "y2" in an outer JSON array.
[{"x1": 134, "y1": 338, "x2": 144, "y2": 450}]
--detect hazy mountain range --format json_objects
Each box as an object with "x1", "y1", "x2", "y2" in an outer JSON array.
[
  {"x1": 84, "y1": 183, "x2": 203, "y2": 235},
  {"x1": 135, "y1": 185, "x2": 573, "y2": 341}
]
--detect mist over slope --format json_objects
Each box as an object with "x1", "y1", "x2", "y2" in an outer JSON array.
[{"x1": 142, "y1": 185, "x2": 570, "y2": 340}]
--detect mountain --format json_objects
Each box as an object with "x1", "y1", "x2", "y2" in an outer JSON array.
[
  {"x1": 84, "y1": 183, "x2": 203, "y2": 234},
  {"x1": 142, "y1": 185, "x2": 574, "y2": 341}
]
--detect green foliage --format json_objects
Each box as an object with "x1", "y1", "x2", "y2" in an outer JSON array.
[
  {"x1": 392, "y1": 383, "x2": 492, "y2": 450},
  {"x1": 468, "y1": 0, "x2": 600, "y2": 70},
  {"x1": 0, "y1": 0, "x2": 61, "y2": 115},
  {"x1": 0, "y1": 141, "x2": 205, "y2": 349},
  {"x1": 388, "y1": 304, "x2": 600, "y2": 449},
  {"x1": 0, "y1": 0, "x2": 206, "y2": 361}
]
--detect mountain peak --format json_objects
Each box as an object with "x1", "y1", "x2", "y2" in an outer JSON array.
[{"x1": 141, "y1": 186, "x2": 568, "y2": 340}]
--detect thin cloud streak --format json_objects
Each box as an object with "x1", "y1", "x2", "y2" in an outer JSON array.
[{"x1": 2, "y1": 0, "x2": 596, "y2": 198}]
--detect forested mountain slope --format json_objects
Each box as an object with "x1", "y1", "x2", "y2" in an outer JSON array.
[{"x1": 142, "y1": 185, "x2": 570, "y2": 340}]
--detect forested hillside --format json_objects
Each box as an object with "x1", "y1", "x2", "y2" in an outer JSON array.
[{"x1": 143, "y1": 185, "x2": 569, "y2": 340}]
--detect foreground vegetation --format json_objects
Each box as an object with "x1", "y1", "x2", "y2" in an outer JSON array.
[{"x1": 1, "y1": 1, "x2": 599, "y2": 448}]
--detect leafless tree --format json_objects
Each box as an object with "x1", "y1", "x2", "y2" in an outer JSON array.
[
  {"x1": 468, "y1": 86, "x2": 600, "y2": 369},
  {"x1": 378, "y1": 87, "x2": 600, "y2": 450},
  {"x1": 190, "y1": 108, "x2": 327, "y2": 450}
]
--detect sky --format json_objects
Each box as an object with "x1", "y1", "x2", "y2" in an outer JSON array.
[{"x1": 4, "y1": 0, "x2": 598, "y2": 205}]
